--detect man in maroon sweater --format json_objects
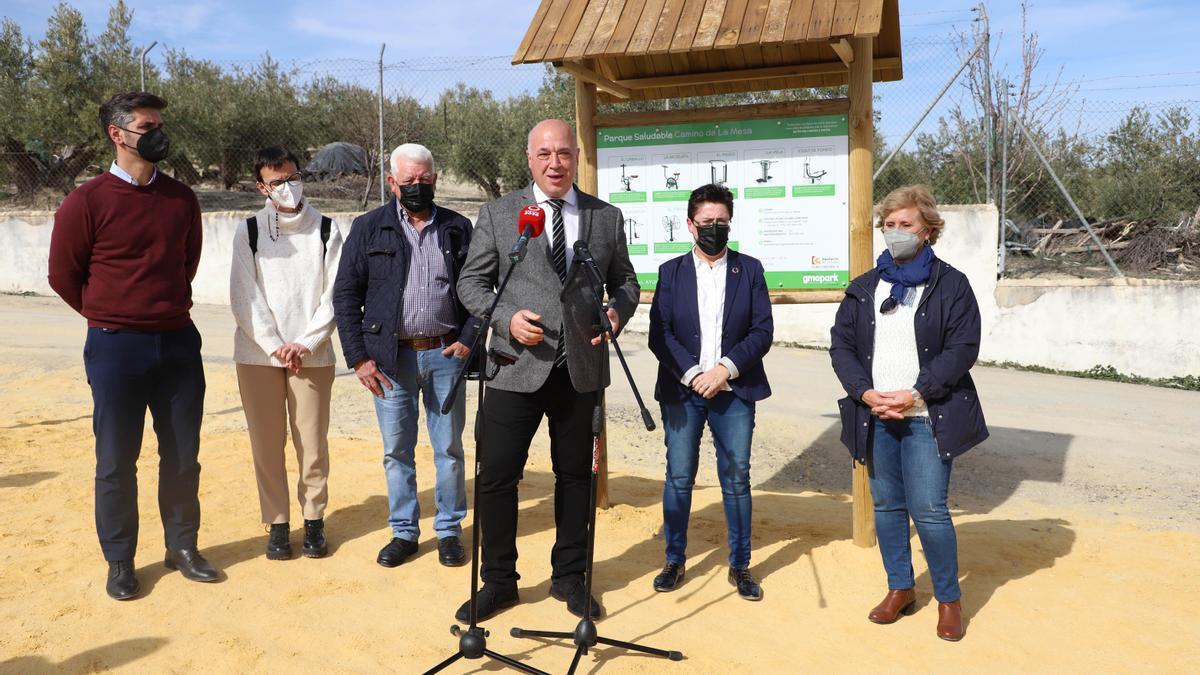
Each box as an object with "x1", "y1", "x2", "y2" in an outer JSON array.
[{"x1": 48, "y1": 91, "x2": 220, "y2": 600}]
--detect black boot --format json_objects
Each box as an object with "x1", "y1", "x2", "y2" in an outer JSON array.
[
  {"x1": 303, "y1": 519, "x2": 327, "y2": 558},
  {"x1": 267, "y1": 523, "x2": 292, "y2": 560}
]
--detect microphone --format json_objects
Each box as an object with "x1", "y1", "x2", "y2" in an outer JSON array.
[
  {"x1": 572, "y1": 239, "x2": 595, "y2": 266},
  {"x1": 508, "y1": 205, "x2": 546, "y2": 263}
]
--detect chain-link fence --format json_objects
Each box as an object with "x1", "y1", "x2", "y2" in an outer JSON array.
[{"x1": 3, "y1": 4, "x2": 1196, "y2": 277}]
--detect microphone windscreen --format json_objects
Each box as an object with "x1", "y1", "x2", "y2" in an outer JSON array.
[
  {"x1": 572, "y1": 239, "x2": 590, "y2": 258},
  {"x1": 518, "y1": 205, "x2": 546, "y2": 237}
]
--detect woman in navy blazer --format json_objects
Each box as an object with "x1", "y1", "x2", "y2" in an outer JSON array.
[
  {"x1": 648, "y1": 184, "x2": 774, "y2": 601},
  {"x1": 830, "y1": 185, "x2": 988, "y2": 642}
]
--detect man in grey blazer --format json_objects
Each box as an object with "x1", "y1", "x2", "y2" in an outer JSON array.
[{"x1": 454, "y1": 119, "x2": 639, "y2": 622}]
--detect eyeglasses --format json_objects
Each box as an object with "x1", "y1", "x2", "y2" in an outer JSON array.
[
  {"x1": 693, "y1": 219, "x2": 730, "y2": 229},
  {"x1": 264, "y1": 172, "x2": 303, "y2": 188}
]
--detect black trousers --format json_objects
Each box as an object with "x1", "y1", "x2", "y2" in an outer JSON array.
[
  {"x1": 84, "y1": 325, "x2": 206, "y2": 561},
  {"x1": 478, "y1": 365, "x2": 595, "y2": 587}
]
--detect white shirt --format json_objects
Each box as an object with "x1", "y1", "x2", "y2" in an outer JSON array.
[
  {"x1": 871, "y1": 279, "x2": 928, "y2": 417},
  {"x1": 680, "y1": 249, "x2": 739, "y2": 390},
  {"x1": 109, "y1": 161, "x2": 157, "y2": 185},
  {"x1": 532, "y1": 183, "x2": 579, "y2": 271}
]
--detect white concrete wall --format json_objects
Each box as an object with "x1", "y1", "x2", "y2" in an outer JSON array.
[
  {"x1": 3, "y1": 204, "x2": 1198, "y2": 378},
  {"x1": 625, "y1": 204, "x2": 1002, "y2": 347}
]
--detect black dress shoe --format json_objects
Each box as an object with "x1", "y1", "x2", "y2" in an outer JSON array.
[
  {"x1": 106, "y1": 560, "x2": 140, "y2": 600},
  {"x1": 455, "y1": 583, "x2": 520, "y2": 623},
  {"x1": 267, "y1": 523, "x2": 292, "y2": 560},
  {"x1": 437, "y1": 536, "x2": 466, "y2": 567},
  {"x1": 728, "y1": 566, "x2": 762, "y2": 601},
  {"x1": 376, "y1": 537, "x2": 418, "y2": 567},
  {"x1": 550, "y1": 576, "x2": 602, "y2": 619},
  {"x1": 303, "y1": 519, "x2": 327, "y2": 558},
  {"x1": 653, "y1": 562, "x2": 686, "y2": 592},
  {"x1": 165, "y1": 548, "x2": 220, "y2": 582}
]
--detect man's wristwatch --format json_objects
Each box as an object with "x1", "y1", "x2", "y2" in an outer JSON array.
[{"x1": 909, "y1": 388, "x2": 923, "y2": 403}]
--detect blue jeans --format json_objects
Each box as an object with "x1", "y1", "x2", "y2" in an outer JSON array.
[
  {"x1": 373, "y1": 347, "x2": 467, "y2": 541},
  {"x1": 660, "y1": 392, "x2": 755, "y2": 568},
  {"x1": 869, "y1": 417, "x2": 960, "y2": 602}
]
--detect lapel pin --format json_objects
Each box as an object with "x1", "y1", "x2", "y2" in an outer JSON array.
[{"x1": 732, "y1": 266, "x2": 740, "y2": 274}]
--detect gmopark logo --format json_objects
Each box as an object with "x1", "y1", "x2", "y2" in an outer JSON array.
[{"x1": 803, "y1": 273, "x2": 841, "y2": 285}]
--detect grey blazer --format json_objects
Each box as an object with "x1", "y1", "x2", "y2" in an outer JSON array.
[{"x1": 457, "y1": 184, "x2": 640, "y2": 393}]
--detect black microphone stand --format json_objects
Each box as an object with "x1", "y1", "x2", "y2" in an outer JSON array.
[
  {"x1": 510, "y1": 246, "x2": 683, "y2": 673},
  {"x1": 423, "y1": 249, "x2": 549, "y2": 675}
]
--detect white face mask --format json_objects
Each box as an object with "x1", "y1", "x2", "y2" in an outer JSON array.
[{"x1": 270, "y1": 180, "x2": 303, "y2": 210}]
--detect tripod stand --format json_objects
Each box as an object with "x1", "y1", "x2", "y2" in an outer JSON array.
[
  {"x1": 424, "y1": 253, "x2": 549, "y2": 675},
  {"x1": 510, "y1": 241, "x2": 683, "y2": 673}
]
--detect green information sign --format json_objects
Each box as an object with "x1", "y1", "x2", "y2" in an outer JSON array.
[{"x1": 598, "y1": 113, "x2": 849, "y2": 291}]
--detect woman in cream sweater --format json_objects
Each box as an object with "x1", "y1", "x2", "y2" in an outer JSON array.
[{"x1": 230, "y1": 146, "x2": 342, "y2": 561}]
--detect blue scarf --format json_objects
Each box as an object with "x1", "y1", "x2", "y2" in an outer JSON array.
[{"x1": 876, "y1": 245, "x2": 935, "y2": 307}]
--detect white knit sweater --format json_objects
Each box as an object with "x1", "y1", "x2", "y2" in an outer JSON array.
[
  {"x1": 871, "y1": 279, "x2": 928, "y2": 417},
  {"x1": 230, "y1": 200, "x2": 343, "y2": 368}
]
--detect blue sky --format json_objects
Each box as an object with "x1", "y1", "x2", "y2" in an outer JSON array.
[{"x1": 4, "y1": 0, "x2": 1197, "y2": 143}]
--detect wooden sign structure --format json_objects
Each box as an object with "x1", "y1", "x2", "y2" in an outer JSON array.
[{"x1": 513, "y1": 0, "x2": 903, "y2": 547}]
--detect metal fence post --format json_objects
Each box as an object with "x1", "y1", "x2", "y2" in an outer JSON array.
[
  {"x1": 378, "y1": 43, "x2": 386, "y2": 206},
  {"x1": 139, "y1": 41, "x2": 157, "y2": 91},
  {"x1": 979, "y1": 3, "x2": 993, "y2": 204},
  {"x1": 998, "y1": 79, "x2": 1009, "y2": 276}
]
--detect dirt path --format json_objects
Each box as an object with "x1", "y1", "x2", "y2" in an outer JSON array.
[{"x1": 1, "y1": 295, "x2": 1197, "y2": 673}]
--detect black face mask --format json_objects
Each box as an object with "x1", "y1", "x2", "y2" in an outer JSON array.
[
  {"x1": 120, "y1": 126, "x2": 170, "y2": 163},
  {"x1": 398, "y1": 183, "x2": 435, "y2": 213},
  {"x1": 695, "y1": 224, "x2": 730, "y2": 256}
]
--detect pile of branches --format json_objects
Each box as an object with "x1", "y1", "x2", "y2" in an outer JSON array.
[{"x1": 1007, "y1": 210, "x2": 1200, "y2": 277}]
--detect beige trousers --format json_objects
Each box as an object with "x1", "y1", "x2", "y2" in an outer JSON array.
[{"x1": 236, "y1": 363, "x2": 334, "y2": 524}]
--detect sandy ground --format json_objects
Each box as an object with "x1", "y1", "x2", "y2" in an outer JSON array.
[{"x1": 1, "y1": 294, "x2": 1198, "y2": 674}]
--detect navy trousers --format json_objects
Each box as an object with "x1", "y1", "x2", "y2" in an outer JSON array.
[{"x1": 84, "y1": 324, "x2": 206, "y2": 561}]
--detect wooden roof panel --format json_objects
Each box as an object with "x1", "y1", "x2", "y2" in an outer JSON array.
[
  {"x1": 782, "y1": 0, "x2": 815, "y2": 42},
  {"x1": 669, "y1": 0, "x2": 709, "y2": 52},
  {"x1": 691, "y1": 0, "x2": 728, "y2": 49},
  {"x1": 831, "y1": 0, "x2": 859, "y2": 37},
  {"x1": 856, "y1": 0, "x2": 883, "y2": 35},
  {"x1": 565, "y1": 0, "x2": 612, "y2": 59},
  {"x1": 626, "y1": 0, "x2": 668, "y2": 54},
  {"x1": 514, "y1": 0, "x2": 901, "y2": 100},
  {"x1": 524, "y1": 0, "x2": 573, "y2": 63},
  {"x1": 806, "y1": 0, "x2": 835, "y2": 41},
  {"x1": 759, "y1": 0, "x2": 793, "y2": 44},
  {"x1": 713, "y1": 0, "x2": 750, "y2": 49}
]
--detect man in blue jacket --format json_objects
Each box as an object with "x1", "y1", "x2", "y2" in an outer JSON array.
[
  {"x1": 332, "y1": 143, "x2": 476, "y2": 569},
  {"x1": 647, "y1": 183, "x2": 774, "y2": 601}
]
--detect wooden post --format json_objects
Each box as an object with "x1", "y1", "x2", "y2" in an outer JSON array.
[
  {"x1": 575, "y1": 77, "x2": 610, "y2": 509},
  {"x1": 848, "y1": 36, "x2": 876, "y2": 548}
]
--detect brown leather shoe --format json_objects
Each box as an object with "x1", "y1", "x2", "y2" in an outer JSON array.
[
  {"x1": 937, "y1": 600, "x2": 965, "y2": 641},
  {"x1": 868, "y1": 588, "x2": 917, "y2": 624}
]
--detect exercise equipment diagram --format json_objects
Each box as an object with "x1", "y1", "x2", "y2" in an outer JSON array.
[
  {"x1": 661, "y1": 215, "x2": 681, "y2": 242},
  {"x1": 803, "y1": 156, "x2": 828, "y2": 184},
  {"x1": 624, "y1": 218, "x2": 642, "y2": 242},
  {"x1": 618, "y1": 163, "x2": 639, "y2": 192},
  {"x1": 662, "y1": 165, "x2": 680, "y2": 190},
  {"x1": 709, "y1": 159, "x2": 728, "y2": 186},
  {"x1": 754, "y1": 159, "x2": 778, "y2": 184}
]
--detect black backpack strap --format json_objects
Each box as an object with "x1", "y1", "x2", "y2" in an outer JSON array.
[
  {"x1": 320, "y1": 216, "x2": 332, "y2": 258},
  {"x1": 246, "y1": 216, "x2": 259, "y2": 256}
]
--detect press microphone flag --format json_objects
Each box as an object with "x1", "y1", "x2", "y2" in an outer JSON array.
[{"x1": 508, "y1": 205, "x2": 546, "y2": 263}]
